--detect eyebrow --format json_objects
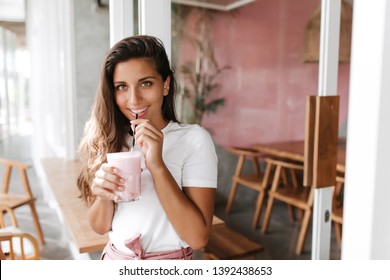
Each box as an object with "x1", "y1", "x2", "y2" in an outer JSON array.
[
  {"x1": 139, "y1": 76, "x2": 157, "y2": 81},
  {"x1": 113, "y1": 76, "x2": 157, "y2": 84}
]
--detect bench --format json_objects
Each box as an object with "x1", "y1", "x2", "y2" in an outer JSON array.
[
  {"x1": 41, "y1": 158, "x2": 108, "y2": 258},
  {"x1": 203, "y1": 226, "x2": 264, "y2": 260}
]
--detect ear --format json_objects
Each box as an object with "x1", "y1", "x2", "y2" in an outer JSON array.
[{"x1": 163, "y1": 76, "x2": 171, "y2": 96}]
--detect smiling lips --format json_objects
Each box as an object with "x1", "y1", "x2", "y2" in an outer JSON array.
[{"x1": 130, "y1": 107, "x2": 148, "y2": 116}]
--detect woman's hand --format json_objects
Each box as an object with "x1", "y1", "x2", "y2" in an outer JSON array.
[
  {"x1": 91, "y1": 163, "x2": 124, "y2": 201},
  {"x1": 131, "y1": 119, "x2": 165, "y2": 171}
]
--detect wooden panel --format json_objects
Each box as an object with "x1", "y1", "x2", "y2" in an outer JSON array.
[
  {"x1": 304, "y1": 96, "x2": 316, "y2": 186},
  {"x1": 313, "y1": 96, "x2": 340, "y2": 188}
]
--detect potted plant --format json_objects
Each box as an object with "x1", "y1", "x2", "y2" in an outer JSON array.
[{"x1": 175, "y1": 8, "x2": 230, "y2": 125}]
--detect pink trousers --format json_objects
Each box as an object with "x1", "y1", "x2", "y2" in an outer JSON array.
[{"x1": 100, "y1": 234, "x2": 193, "y2": 260}]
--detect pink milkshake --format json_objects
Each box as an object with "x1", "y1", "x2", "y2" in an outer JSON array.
[{"x1": 106, "y1": 151, "x2": 142, "y2": 202}]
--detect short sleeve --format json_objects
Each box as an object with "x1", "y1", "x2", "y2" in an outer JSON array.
[{"x1": 182, "y1": 126, "x2": 218, "y2": 188}]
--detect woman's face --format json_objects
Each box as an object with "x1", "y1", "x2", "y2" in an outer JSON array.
[{"x1": 113, "y1": 58, "x2": 170, "y2": 129}]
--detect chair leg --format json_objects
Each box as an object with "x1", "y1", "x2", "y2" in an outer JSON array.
[
  {"x1": 295, "y1": 209, "x2": 311, "y2": 255},
  {"x1": 261, "y1": 195, "x2": 275, "y2": 234},
  {"x1": 298, "y1": 209, "x2": 305, "y2": 221},
  {"x1": 287, "y1": 205, "x2": 296, "y2": 222},
  {"x1": 28, "y1": 202, "x2": 45, "y2": 245},
  {"x1": 281, "y1": 168, "x2": 288, "y2": 185},
  {"x1": 0, "y1": 248, "x2": 6, "y2": 260},
  {"x1": 334, "y1": 222, "x2": 342, "y2": 248},
  {"x1": 252, "y1": 191, "x2": 265, "y2": 229},
  {"x1": 226, "y1": 180, "x2": 239, "y2": 214}
]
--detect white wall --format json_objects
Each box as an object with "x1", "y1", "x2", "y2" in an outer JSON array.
[
  {"x1": 26, "y1": 0, "x2": 109, "y2": 173},
  {"x1": 73, "y1": 1, "x2": 109, "y2": 149},
  {"x1": 0, "y1": 0, "x2": 25, "y2": 21},
  {"x1": 342, "y1": 0, "x2": 390, "y2": 259},
  {"x1": 27, "y1": 0, "x2": 70, "y2": 167},
  {"x1": 139, "y1": 0, "x2": 171, "y2": 57}
]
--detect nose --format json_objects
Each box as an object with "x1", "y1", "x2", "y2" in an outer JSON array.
[{"x1": 126, "y1": 87, "x2": 142, "y2": 106}]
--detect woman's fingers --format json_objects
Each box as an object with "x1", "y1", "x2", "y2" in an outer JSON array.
[
  {"x1": 96, "y1": 164, "x2": 124, "y2": 185},
  {"x1": 130, "y1": 120, "x2": 165, "y2": 170},
  {"x1": 91, "y1": 163, "x2": 125, "y2": 201},
  {"x1": 132, "y1": 120, "x2": 163, "y2": 146},
  {"x1": 91, "y1": 178, "x2": 119, "y2": 201}
]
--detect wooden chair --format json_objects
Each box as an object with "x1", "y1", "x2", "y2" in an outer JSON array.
[
  {"x1": 261, "y1": 158, "x2": 313, "y2": 255},
  {"x1": 0, "y1": 205, "x2": 40, "y2": 260},
  {"x1": 332, "y1": 175, "x2": 344, "y2": 247},
  {"x1": 225, "y1": 147, "x2": 274, "y2": 229},
  {"x1": 0, "y1": 158, "x2": 45, "y2": 244}
]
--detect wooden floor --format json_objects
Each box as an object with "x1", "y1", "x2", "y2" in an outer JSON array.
[{"x1": 0, "y1": 131, "x2": 341, "y2": 260}]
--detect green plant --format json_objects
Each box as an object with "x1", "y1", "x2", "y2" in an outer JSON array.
[{"x1": 177, "y1": 8, "x2": 230, "y2": 125}]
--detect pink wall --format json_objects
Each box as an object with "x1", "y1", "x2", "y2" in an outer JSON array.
[{"x1": 179, "y1": 0, "x2": 350, "y2": 148}]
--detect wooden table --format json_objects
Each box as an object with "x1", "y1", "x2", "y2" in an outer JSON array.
[
  {"x1": 253, "y1": 139, "x2": 346, "y2": 172},
  {"x1": 41, "y1": 158, "x2": 109, "y2": 254}
]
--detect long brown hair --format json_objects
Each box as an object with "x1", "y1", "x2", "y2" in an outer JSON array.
[{"x1": 77, "y1": 35, "x2": 178, "y2": 204}]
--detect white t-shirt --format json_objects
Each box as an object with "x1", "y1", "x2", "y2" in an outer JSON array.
[{"x1": 109, "y1": 121, "x2": 218, "y2": 253}]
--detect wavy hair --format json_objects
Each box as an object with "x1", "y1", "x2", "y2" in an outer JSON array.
[{"x1": 77, "y1": 35, "x2": 178, "y2": 204}]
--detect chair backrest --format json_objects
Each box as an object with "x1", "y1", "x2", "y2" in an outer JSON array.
[
  {"x1": 0, "y1": 158, "x2": 33, "y2": 197},
  {"x1": 266, "y1": 158, "x2": 315, "y2": 207},
  {"x1": 0, "y1": 205, "x2": 40, "y2": 260},
  {"x1": 227, "y1": 147, "x2": 262, "y2": 177}
]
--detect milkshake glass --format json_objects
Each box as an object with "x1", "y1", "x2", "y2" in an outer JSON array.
[{"x1": 106, "y1": 151, "x2": 142, "y2": 202}]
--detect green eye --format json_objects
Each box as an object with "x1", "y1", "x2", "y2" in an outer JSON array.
[
  {"x1": 141, "y1": 81, "x2": 152, "y2": 87},
  {"x1": 116, "y1": 85, "x2": 127, "y2": 91}
]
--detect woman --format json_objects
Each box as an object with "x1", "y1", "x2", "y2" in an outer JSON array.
[{"x1": 77, "y1": 35, "x2": 218, "y2": 260}]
